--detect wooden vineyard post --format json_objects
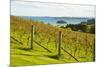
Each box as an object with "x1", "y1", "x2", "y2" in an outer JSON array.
[
  {"x1": 85, "y1": 33, "x2": 89, "y2": 61},
  {"x1": 30, "y1": 25, "x2": 35, "y2": 50},
  {"x1": 58, "y1": 31, "x2": 62, "y2": 57},
  {"x1": 93, "y1": 38, "x2": 95, "y2": 61},
  {"x1": 85, "y1": 34, "x2": 88, "y2": 57}
]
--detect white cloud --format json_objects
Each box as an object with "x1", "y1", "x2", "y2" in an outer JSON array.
[{"x1": 11, "y1": 0, "x2": 95, "y2": 17}]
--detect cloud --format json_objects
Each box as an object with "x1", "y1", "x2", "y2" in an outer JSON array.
[{"x1": 11, "y1": 0, "x2": 95, "y2": 17}]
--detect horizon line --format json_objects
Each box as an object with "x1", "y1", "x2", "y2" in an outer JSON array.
[{"x1": 10, "y1": 15, "x2": 95, "y2": 18}]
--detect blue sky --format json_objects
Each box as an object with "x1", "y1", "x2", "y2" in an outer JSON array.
[{"x1": 11, "y1": 0, "x2": 95, "y2": 17}]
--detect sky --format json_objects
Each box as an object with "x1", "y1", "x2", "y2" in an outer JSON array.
[{"x1": 11, "y1": 0, "x2": 95, "y2": 17}]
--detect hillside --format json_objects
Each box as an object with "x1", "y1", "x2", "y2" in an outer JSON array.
[{"x1": 10, "y1": 16, "x2": 95, "y2": 66}]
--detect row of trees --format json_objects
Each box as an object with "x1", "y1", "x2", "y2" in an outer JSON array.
[{"x1": 60, "y1": 19, "x2": 95, "y2": 33}]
